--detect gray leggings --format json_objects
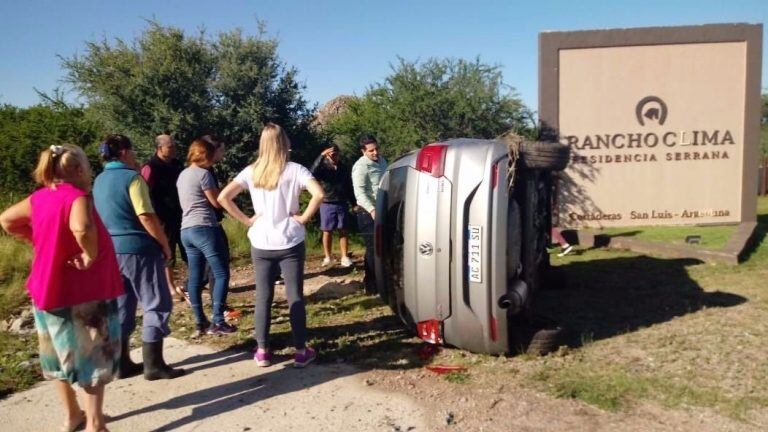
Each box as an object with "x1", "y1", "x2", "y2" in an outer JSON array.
[{"x1": 251, "y1": 242, "x2": 307, "y2": 350}]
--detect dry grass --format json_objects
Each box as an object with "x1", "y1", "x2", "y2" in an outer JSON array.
[{"x1": 3, "y1": 197, "x2": 768, "y2": 425}]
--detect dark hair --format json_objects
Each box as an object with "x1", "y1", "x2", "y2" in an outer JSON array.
[
  {"x1": 187, "y1": 138, "x2": 215, "y2": 165},
  {"x1": 358, "y1": 134, "x2": 378, "y2": 151},
  {"x1": 99, "y1": 134, "x2": 133, "y2": 161},
  {"x1": 200, "y1": 134, "x2": 224, "y2": 149}
]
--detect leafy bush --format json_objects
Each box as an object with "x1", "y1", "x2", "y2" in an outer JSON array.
[
  {"x1": 325, "y1": 57, "x2": 535, "y2": 162},
  {"x1": 0, "y1": 235, "x2": 31, "y2": 318},
  {"x1": 0, "y1": 103, "x2": 103, "y2": 195},
  {"x1": 62, "y1": 21, "x2": 325, "y2": 178}
]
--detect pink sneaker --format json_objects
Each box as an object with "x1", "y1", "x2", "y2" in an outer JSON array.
[
  {"x1": 293, "y1": 347, "x2": 317, "y2": 368},
  {"x1": 253, "y1": 349, "x2": 271, "y2": 367}
]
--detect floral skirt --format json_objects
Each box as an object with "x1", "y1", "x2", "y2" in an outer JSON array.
[{"x1": 33, "y1": 299, "x2": 121, "y2": 387}]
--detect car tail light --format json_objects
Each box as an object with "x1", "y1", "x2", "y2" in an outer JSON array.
[
  {"x1": 491, "y1": 161, "x2": 499, "y2": 189},
  {"x1": 416, "y1": 319, "x2": 443, "y2": 344},
  {"x1": 489, "y1": 315, "x2": 498, "y2": 341},
  {"x1": 416, "y1": 143, "x2": 448, "y2": 178}
]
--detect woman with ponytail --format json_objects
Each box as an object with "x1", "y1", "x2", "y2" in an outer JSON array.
[
  {"x1": 0, "y1": 144, "x2": 123, "y2": 432},
  {"x1": 218, "y1": 123, "x2": 324, "y2": 368}
]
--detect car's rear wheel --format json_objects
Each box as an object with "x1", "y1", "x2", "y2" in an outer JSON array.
[{"x1": 519, "y1": 141, "x2": 571, "y2": 171}]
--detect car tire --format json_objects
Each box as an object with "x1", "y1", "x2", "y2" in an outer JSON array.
[
  {"x1": 508, "y1": 314, "x2": 568, "y2": 356},
  {"x1": 526, "y1": 325, "x2": 567, "y2": 356},
  {"x1": 519, "y1": 141, "x2": 570, "y2": 171}
]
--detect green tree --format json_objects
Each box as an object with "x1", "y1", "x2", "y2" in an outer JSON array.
[
  {"x1": 0, "y1": 101, "x2": 104, "y2": 196},
  {"x1": 762, "y1": 91, "x2": 767, "y2": 156},
  {"x1": 62, "y1": 21, "x2": 319, "y2": 178},
  {"x1": 325, "y1": 57, "x2": 534, "y2": 161}
]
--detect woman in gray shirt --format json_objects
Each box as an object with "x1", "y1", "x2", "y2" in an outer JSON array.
[{"x1": 177, "y1": 138, "x2": 235, "y2": 336}]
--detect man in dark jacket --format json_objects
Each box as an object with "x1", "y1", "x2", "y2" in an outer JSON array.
[
  {"x1": 140, "y1": 134, "x2": 186, "y2": 301},
  {"x1": 311, "y1": 145, "x2": 354, "y2": 267}
]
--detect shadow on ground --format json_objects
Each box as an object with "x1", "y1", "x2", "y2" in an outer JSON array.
[
  {"x1": 111, "y1": 280, "x2": 424, "y2": 432},
  {"x1": 537, "y1": 255, "x2": 747, "y2": 346},
  {"x1": 740, "y1": 212, "x2": 768, "y2": 261},
  {"x1": 108, "y1": 350, "x2": 361, "y2": 431}
]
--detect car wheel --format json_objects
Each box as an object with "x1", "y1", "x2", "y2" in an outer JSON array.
[
  {"x1": 526, "y1": 325, "x2": 567, "y2": 355},
  {"x1": 508, "y1": 314, "x2": 568, "y2": 356},
  {"x1": 519, "y1": 141, "x2": 571, "y2": 171}
]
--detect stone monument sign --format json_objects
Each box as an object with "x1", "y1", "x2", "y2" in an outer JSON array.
[{"x1": 540, "y1": 23, "x2": 762, "y2": 228}]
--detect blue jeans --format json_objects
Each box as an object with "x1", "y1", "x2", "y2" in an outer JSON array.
[{"x1": 181, "y1": 225, "x2": 230, "y2": 326}]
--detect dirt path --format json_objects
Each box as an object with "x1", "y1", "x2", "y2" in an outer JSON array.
[
  {"x1": 0, "y1": 337, "x2": 430, "y2": 431},
  {"x1": 1, "y1": 256, "x2": 762, "y2": 431}
]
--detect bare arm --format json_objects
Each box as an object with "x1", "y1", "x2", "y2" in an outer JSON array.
[
  {"x1": 0, "y1": 197, "x2": 33, "y2": 243},
  {"x1": 128, "y1": 176, "x2": 170, "y2": 259},
  {"x1": 203, "y1": 188, "x2": 222, "y2": 209},
  {"x1": 69, "y1": 196, "x2": 97, "y2": 258},
  {"x1": 138, "y1": 213, "x2": 172, "y2": 259},
  {"x1": 293, "y1": 178, "x2": 325, "y2": 225},
  {"x1": 217, "y1": 181, "x2": 255, "y2": 226},
  {"x1": 67, "y1": 196, "x2": 98, "y2": 269}
]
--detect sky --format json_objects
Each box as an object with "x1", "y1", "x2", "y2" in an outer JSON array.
[{"x1": 0, "y1": 0, "x2": 765, "y2": 112}]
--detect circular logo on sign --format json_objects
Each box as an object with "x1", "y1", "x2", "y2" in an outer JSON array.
[
  {"x1": 635, "y1": 96, "x2": 668, "y2": 126},
  {"x1": 419, "y1": 242, "x2": 434, "y2": 256}
]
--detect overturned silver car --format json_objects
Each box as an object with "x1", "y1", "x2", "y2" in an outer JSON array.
[{"x1": 374, "y1": 137, "x2": 569, "y2": 354}]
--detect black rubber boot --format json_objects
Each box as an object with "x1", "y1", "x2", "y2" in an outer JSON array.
[
  {"x1": 142, "y1": 340, "x2": 185, "y2": 381},
  {"x1": 118, "y1": 338, "x2": 143, "y2": 379}
]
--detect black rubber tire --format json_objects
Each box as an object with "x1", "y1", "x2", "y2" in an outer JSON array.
[
  {"x1": 507, "y1": 315, "x2": 568, "y2": 356},
  {"x1": 526, "y1": 325, "x2": 566, "y2": 356},
  {"x1": 519, "y1": 141, "x2": 570, "y2": 171}
]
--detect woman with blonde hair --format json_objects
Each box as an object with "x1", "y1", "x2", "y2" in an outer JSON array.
[
  {"x1": 1, "y1": 144, "x2": 123, "y2": 432},
  {"x1": 218, "y1": 123, "x2": 324, "y2": 367}
]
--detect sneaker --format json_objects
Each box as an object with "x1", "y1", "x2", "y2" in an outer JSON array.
[
  {"x1": 206, "y1": 322, "x2": 237, "y2": 335},
  {"x1": 191, "y1": 321, "x2": 210, "y2": 338},
  {"x1": 557, "y1": 245, "x2": 573, "y2": 257},
  {"x1": 293, "y1": 347, "x2": 317, "y2": 368},
  {"x1": 321, "y1": 256, "x2": 333, "y2": 267},
  {"x1": 253, "y1": 349, "x2": 272, "y2": 367},
  {"x1": 340, "y1": 256, "x2": 353, "y2": 268}
]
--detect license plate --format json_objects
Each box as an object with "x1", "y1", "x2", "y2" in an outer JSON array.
[{"x1": 468, "y1": 225, "x2": 482, "y2": 283}]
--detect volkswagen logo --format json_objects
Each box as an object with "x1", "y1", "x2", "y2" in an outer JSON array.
[{"x1": 419, "y1": 242, "x2": 434, "y2": 256}]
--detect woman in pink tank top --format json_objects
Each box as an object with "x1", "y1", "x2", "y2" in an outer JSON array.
[{"x1": 1, "y1": 144, "x2": 122, "y2": 432}]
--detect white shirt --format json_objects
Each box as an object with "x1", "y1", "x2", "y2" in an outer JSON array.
[{"x1": 234, "y1": 162, "x2": 314, "y2": 250}]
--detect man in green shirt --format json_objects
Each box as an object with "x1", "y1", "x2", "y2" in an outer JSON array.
[{"x1": 351, "y1": 135, "x2": 387, "y2": 294}]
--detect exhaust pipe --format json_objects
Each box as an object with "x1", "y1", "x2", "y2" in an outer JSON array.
[{"x1": 498, "y1": 280, "x2": 529, "y2": 315}]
